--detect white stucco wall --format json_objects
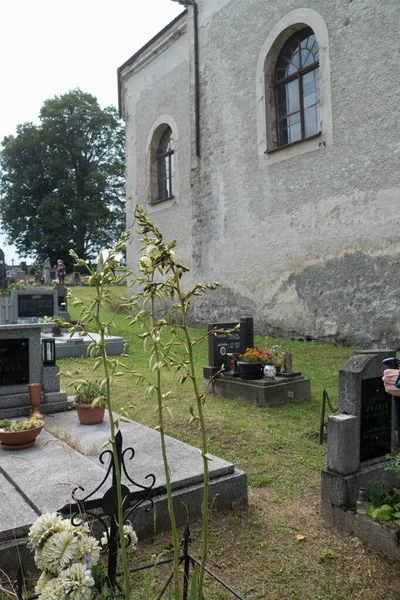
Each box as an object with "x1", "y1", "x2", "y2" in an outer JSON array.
[
  {"x1": 120, "y1": 14, "x2": 193, "y2": 285},
  {"x1": 121, "y1": 0, "x2": 400, "y2": 347}
]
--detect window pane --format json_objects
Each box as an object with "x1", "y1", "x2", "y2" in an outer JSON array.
[
  {"x1": 300, "y1": 32, "x2": 319, "y2": 67},
  {"x1": 302, "y1": 67, "x2": 320, "y2": 109},
  {"x1": 278, "y1": 119, "x2": 289, "y2": 146},
  {"x1": 304, "y1": 105, "x2": 319, "y2": 137},
  {"x1": 157, "y1": 127, "x2": 174, "y2": 156},
  {"x1": 277, "y1": 80, "x2": 300, "y2": 118},
  {"x1": 158, "y1": 158, "x2": 168, "y2": 199},
  {"x1": 279, "y1": 113, "x2": 301, "y2": 145},
  {"x1": 288, "y1": 113, "x2": 301, "y2": 143},
  {"x1": 276, "y1": 37, "x2": 300, "y2": 81}
]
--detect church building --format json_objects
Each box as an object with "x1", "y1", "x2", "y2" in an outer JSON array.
[{"x1": 118, "y1": 0, "x2": 400, "y2": 347}]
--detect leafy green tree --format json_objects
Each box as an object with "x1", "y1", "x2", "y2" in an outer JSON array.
[{"x1": 0, "y1": 89, "x2": 125, "y2": 269}]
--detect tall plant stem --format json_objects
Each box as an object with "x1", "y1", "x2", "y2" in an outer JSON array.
[
  {"x1": 150, "y1": 292, "x2": 181, "y2": 599},
  {"x1": 94, "y1": 287, "x2": 130, "y2": 600},
  {"x1": 175, "y1": 273, "x2": 209, "y2": 598}
]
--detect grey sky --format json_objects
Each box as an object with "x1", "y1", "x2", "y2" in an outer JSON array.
[{"x1": 0, "y1": 0, "x2": 183, "y2": 264}]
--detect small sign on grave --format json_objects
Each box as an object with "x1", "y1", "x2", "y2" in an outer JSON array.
[
  {"x1": 18, "y1": 294, "x2": 54, "y2": 319},
  {"x1": 360, "y1": 377, "x2": 392, "y2": 462},
  {"x1": 0, "y1": 339, "x2": 29, "y2": 385}
]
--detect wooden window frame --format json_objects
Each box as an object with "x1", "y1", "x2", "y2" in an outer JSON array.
[
  {"x1": 155, "y1": 127, "x2": 174, "y2": 203},
  {"x1": 274, "y1": 29, "x2": 320, "y2": 148}
]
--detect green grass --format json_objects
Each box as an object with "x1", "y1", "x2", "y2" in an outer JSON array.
[{"x1": 54, "y1": 285, "x2": 400, "y2": 600}]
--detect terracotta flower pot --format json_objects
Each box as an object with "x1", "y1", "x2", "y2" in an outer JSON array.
[
  {"x1": 0, "y1": 423, "x2": 44, "y2": 451},
  {"x1": 237, "y1": 361, "x2": 263, "y2": 380},
  {"x1": 76, "y1": 403, "x2": 106, "y2": 425}
]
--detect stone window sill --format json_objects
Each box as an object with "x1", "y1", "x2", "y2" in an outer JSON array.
[{"x1": 265, "y1": 132, "x2": 322, "y2": 155}]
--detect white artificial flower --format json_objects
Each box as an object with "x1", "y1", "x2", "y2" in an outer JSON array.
[
  {"x1": 37, "y1": 576, "x2": 66, "y2": 600},
  {"x1": 78, "y1": 535, "x2": 101, "y2": 567},
  {"x1": 29, "y1": 513, "x2": 63, "y2": 549},
  {"x1": 34, "y1": 572, "x2": 51, "y2": 596},
  {"x1": 59, "y1": 563, "x2": 94, "y2": 600},
  {"x1": 101, "y1": 522, "x2": 138, "y2": 551},
  {"x1": 37, "y1": 530, "x2": 80, "y2": 574}
]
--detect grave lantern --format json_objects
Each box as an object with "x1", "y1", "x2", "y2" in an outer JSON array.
[{"x1": 42, "y1": 339, "x2": 56, "y2": 366}]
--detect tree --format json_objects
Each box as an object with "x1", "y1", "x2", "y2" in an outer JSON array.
[{"x1": 0, "y1": 89, "x2": 125, "y2": 269}]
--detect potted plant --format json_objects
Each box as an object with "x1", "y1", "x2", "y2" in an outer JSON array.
[
  {"x1": 237, "y1": 347, "x2": 273, "y2": 380},
  {"x1": 74, "y1": 381, "x2": 106, "y2": 425},
  {"x1": 0, "y1": 417, "x2": 44, "y2": 450}
]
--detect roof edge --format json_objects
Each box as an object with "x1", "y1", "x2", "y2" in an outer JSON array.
[{"x1": 117, "y1": 9, "x2": 187, "y2": 117}]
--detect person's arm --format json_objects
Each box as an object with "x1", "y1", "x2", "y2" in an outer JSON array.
[{"x1": 382, "y1": 369, "x2": 400, "y2": 397}]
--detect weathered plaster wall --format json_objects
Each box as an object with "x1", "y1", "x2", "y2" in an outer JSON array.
[
  {"x1": 122, "y1": 18, "x2": 193, "y2": 284},
  {"x1": 122, "y1": 0, "x2": 400, "y2": 347},
  {"x1": 189, "y1": 0, "x2": 400, "y2": 346}
]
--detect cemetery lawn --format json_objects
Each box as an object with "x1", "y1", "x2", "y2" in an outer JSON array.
[{"x1": 58, "y1": 285, "x2": 400, "y2": 600}]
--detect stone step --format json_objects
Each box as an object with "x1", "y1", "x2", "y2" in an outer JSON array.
[{"x1": 0, "y1": 394, "x2": 73, "y2": 419}]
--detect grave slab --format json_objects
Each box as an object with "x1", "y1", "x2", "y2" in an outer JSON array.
[
  {"x1": 0, "y1": 411, "x2": 247, "y2": 577},
  {"x1": 205, "y1": 372, "x2": 311, "y2": 407},
  {"x1": 41, "y1": 330, "x2": 127, "y2": 359}
]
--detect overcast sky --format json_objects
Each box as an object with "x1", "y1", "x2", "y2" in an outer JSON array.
[{"x1": 0, "y1": 0, "x2": 183, "y2": 264}]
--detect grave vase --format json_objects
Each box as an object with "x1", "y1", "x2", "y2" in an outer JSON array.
[
  {"x1": 237, "y1": 361, "x2": 263, "y2": 380},
  {"x1": 28, "y1": 383, "x2": 45, "y2": 419}
]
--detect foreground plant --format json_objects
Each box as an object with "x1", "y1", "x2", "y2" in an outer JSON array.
[
  {"x1": 62, "y1": 238, "x2": 133, "y2": 598},
  {"x1": 127, "y1": 205, "x2": 219, "y2": 599}
]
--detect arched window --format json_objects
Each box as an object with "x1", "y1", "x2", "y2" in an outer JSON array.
[
  {"x1": 275, "y1": 29, "x2": 320, "y2": 147},
  {"x1": 156, "y1": 127, "x2": 174, "y2": 200}
]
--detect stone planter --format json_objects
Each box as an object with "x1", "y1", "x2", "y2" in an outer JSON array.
[
  {"x1": 76, "y1": 404, "x2": 105, "y2": 425},
  {"x1": 0, "y1": 423, "x2": 44, "y2": 451},
  {"x1": 237, "y1": 361, "x2": 263, "y2": 380}
]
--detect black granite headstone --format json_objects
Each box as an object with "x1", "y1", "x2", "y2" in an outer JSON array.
[
  {"x1": 360, "y1": 377, "x2": 392, "y2": 462},
  {"x1": 0, "y1": 339, "x2": 29, "y2": 385},
  {"x1": 18, "y1": 294, "x2": 54, "y2": 318},
  {"x1": 54, "y1": 284, "x2": 68, "y2": 310},
  {"x1": 204, "y1": 317, "x2": 254, "y2": 377}
]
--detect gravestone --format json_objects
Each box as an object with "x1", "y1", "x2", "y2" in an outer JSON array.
[
  {"x1": 11, "y1": 288, "x2": 58, "y2": 323},
  {"x1": 0, "y1": 250, "x2": 6, "y2": 282},
  {"x1": 54, "y1": 284, "x2": 68, "y2": 311},
  {"x1": 0, "y1": 323, "x2": 70, "y2": 418},
  {"x1": 203, "y1": 317, "x2": 254, "y2": 378},
  {"x1": 321, "y1": 349, "x2": 400, "y2": 558},
  {"x1": 0, "y1": 250, "x2": 6, "y2": 294},
  {"x1": 43, "y1": 259, "x2": 51, "y2": 285}
]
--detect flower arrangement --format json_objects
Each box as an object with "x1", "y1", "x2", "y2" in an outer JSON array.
[
  {"x1": 0, "y1": 417, "x2": 43, "y2": 431},
  {"x1": 239, "y1": 347, "x2": 273, "y2": 364},
  {"x1": 266, "y1": 344, "x2": 283, "y2": 366},
  {"x1": 28, "y1": 513, "x2": 101, "y2": 600}
]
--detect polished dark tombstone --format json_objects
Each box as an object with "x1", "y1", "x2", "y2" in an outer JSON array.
[
  {"x1": 204, "y1": 317, "x2": 254, "y2": 377},
  {"x1": 17, "y1": 294, "x2": 54, "y2": 319},
  {"x1": 0, "y1": 339, "x2": 29, "y2": 385},
  {"x1": 360, "y1": 377, "x2": 392, "y2": 462}
]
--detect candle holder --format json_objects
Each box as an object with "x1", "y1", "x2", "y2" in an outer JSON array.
[{"x1": 42, "y1": 339, "x2": 56, "y2": 366}]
